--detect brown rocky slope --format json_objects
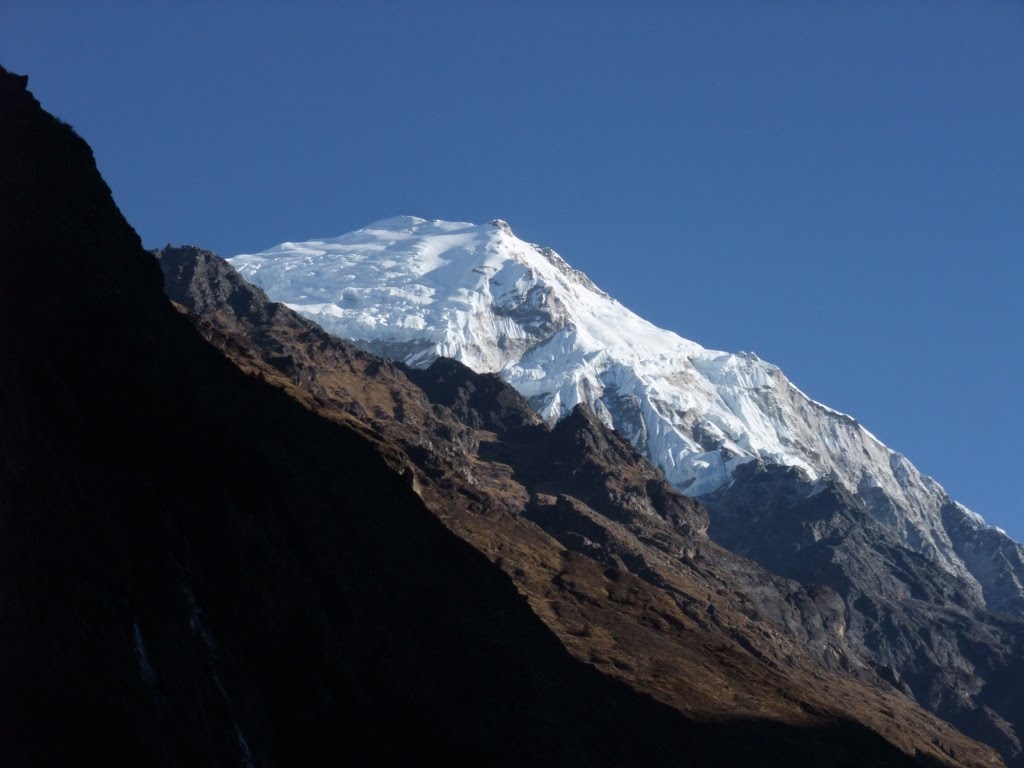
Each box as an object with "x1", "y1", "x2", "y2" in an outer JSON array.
[{"x1": 158, "y1": 242, "x2": 1003, "y2": 768}]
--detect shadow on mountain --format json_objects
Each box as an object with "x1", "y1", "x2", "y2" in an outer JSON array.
[{"x1": 0, "y1": 66, "x2": 968, "y2": 767}]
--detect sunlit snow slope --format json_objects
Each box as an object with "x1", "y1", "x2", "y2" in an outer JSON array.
[{"x1": 230, "y1": 216, "x2": 1023, "y2": 605}]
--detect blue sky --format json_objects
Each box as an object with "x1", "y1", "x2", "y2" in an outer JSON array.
[{"x1": 5, "y1": 1, "x2": 1022, "y2": 536}]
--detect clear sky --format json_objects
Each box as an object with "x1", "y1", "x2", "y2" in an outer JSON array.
[{"x1": 4, "y1": 1, "x2": 1022, "y2": 537}]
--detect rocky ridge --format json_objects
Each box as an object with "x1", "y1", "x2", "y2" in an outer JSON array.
[
  {"x1": 225, "y1": 219, "x2": 1024, "y2": 764},
  {"x1": 228, "y1": 217, "x2": 1024, "y2": 623},
  {"x1": 159, "y1": 244, "x2": 1003, "y2": 767}
]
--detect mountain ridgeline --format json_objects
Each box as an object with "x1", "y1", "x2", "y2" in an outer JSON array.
[
  {"x1": 0, "y1": 62, "x2": 1012, "y2": 767},
  {"x1": 9, "y1": 61, "x2": 1024, "y2": 768},
  {"x1": 225, "y1": 222, "x2": 1024, "y2": 762},
  {"x1": 157, "y1": 243, "x2": 1003, "y2": 767},
  {"x1": 4, "y1": 67, "x2": 760, "y2": 768},
  {"x1": 229, "y1": 217, "x2": 1024, "y2": 619}
]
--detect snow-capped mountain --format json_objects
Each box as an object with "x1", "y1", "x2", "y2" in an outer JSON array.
[{"x1": 229, "y1": 216, "x2": 1023, "y2": 612}]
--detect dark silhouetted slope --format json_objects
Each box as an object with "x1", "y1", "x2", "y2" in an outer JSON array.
[{"x1": 1, "y1": 67, "x2": 976, "y2": 768}]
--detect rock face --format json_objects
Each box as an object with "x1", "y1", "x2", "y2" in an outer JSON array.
[
  {"x1": 159, "y1": 246, "x2": 1003, "y2": 767},
  {"x1": 224, "y1": 221, "x2": 1024, "y2": 763},
  {"x1": 704, "y1": 463, "x2": 1024, "y2": 760},
  {"x1": 0, "y1": 66, "x2": 953, "y2": 768}
]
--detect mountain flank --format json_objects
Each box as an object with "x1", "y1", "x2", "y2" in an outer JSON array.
[
  {"x1": 158, "y1": 241, "x2": 1002, "y2": 767},
  {"x1": 1, "y1": 65, "x2": 987, "y2": 767},
  {"x1": 223, "y1": 215, "x2": 1024, "y2": 763}
]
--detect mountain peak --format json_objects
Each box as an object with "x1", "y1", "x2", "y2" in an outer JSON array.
[
  {"x1": 0, "y1": 66, "x2": 30, "y2": 94},
  {"x1": 230, "y1": 217, "x2": 1024, "y2": 609},
  {"x1": 363, "y1": 214, "x2": 431, "y2": 231}
]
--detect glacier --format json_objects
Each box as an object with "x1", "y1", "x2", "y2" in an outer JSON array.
[{"x1": 230, "y1": 215, "x2": 1022, "y2": 607}]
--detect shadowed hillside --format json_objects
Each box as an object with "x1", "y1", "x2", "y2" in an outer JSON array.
[{"x1": 0, "y1": 65, "x2": 1000, "y2": 768}]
